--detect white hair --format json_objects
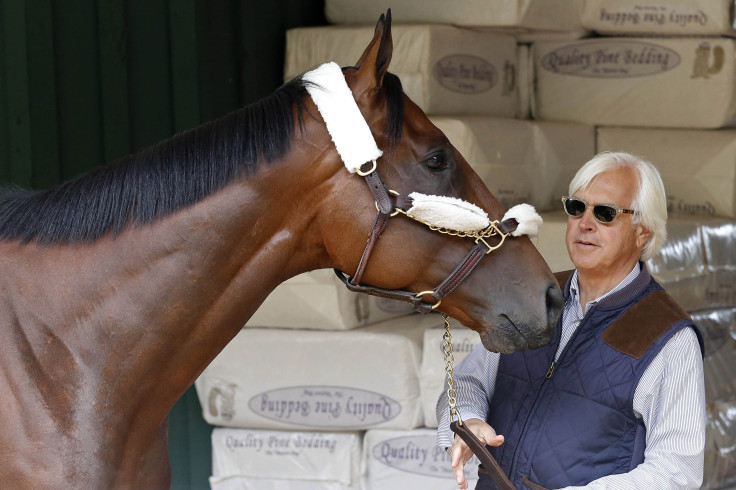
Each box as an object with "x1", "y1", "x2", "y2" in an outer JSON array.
[{"x1": 568, "y1": 151, "x2": 667, "y2": 261}]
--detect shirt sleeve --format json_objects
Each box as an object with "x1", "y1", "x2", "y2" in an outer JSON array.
[
  {"x1": 560, "y1": 327, "x2": 706, "y2": 490},
  {"x1": 436, "y1": 342, "x2": 501, "y2": 448}
]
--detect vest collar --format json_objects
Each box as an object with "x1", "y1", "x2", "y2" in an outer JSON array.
[{"x1": 563, "y1": 261, "x2": 652, "y2": 312}]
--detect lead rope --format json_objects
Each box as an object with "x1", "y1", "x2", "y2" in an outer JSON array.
[{"x1": 443, "y1": 314, "x2": 518, "y2": 490}]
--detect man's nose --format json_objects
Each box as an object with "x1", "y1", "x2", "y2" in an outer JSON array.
[{"x1": 578, "y1": 208, "x2": 596, "y2": 230}]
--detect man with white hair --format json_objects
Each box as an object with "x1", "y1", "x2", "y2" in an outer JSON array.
[{"x1": 437, "y1": 152, "x2": 705, "y2": 489}]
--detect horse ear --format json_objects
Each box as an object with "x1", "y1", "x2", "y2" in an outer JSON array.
[{"x1": 354, "y1": 9, "x2": 393, "y2": 90}]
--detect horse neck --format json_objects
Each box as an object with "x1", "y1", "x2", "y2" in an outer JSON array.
[{"x1": 0, "y1": 156, "x2": 332, "y2": 420}]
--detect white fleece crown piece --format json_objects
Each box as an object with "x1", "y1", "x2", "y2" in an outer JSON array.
[
  {"x1": 302, "y1": 62, "x2": 383, "y2": 173},
  {"x1": 406, "y1": 193, "x2": 543, "y2": 237}
]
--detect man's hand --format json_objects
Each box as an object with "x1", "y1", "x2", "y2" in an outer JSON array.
[{"x1": 450, "y1": 418, "x2": 505, "y2": 489}]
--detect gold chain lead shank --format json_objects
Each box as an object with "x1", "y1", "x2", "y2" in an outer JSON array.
[{"x1": 442, "y1": 314, "x2": 463, "y2": 426}]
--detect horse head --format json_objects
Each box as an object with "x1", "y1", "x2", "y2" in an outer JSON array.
[{"x1": 306, "y1": 11, "x2": 564, "y2": 353}]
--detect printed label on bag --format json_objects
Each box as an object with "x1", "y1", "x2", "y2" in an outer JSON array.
[
  {"x1": 541, "y1": 40, "x2": 680, "y2": 78},
  {"x1": 434, "y1": 55, "x2": 497, "y2": 93},
  {"x1": 666, "y1": 196, "x2": 717, "y2": 216},
  {"x1": 222, "y1": 431, "x2": 341, "y2": 455},
  {"x1": 249, "y1": 385, "x2": 401, "y2": 428},
  {"x1": 594, "y1": 6, "x2": 709, "y2": 30},
  {"x1": 371, "y1": 434, "x2": 481, "y2": 479}
]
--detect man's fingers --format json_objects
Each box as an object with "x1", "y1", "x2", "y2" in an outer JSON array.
[
  {"x1": 448, "y1": 419, "x2": 506, "y2": 488},
  {"x1": 488, "y1": 434, "x2": 505, "y2": 447},
  {"x1": 451, "y1": 437, "x2": 474, "y2": 488},
  {"x1": 453, "y1": 452, "x2": 469, "y2": 489},
  {"x1": 451, "y1": 439, "x2": 468, "y2": 467}
]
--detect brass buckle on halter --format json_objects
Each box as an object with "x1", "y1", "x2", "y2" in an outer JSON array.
[
  {"x1": 374, "y1": 189, "x2": 401, "y2": 216},
  {"x1": 356, "y1": 159, "x2": 377, "y2": 176},
  {"x1": 475, "y1": 222, "x2": 508, "y2": 255},
  {"x1": 415, "y1": 290, "x2": 442, "y2": 310}
]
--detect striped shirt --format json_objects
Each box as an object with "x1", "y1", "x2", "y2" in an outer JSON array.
[{"x1": 436, "y1": 264, "x2": 706, "y2": 489}]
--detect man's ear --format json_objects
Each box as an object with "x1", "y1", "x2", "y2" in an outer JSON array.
[{"x1": 635, "y1": 224, "x2": 651, "y2": 250}]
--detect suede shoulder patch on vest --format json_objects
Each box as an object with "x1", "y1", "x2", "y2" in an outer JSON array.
[{"x1": 602, "y1": 289, "x2": 691, "y2": 359}]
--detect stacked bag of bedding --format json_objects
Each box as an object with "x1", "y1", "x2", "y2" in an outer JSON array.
[
  {"x1": 198, "y1": 312, "x2": 440, "y2": 489},
  {"x1": 535, "y1": 0, "x2": 736, "y2": 128},
  {"x1": 209, "y1": 428, "x2": 362, "y2": 490},
  {"x1": 196, "y1": 0, "x2": 736, "y2": 487}
]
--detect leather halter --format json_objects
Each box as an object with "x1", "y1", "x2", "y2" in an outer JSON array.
[{"x1": 334, "y1": 160, "x2": 519, "y2": 314}]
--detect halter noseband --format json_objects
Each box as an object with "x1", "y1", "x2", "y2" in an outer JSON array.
[
  {"x1": 334, "y1": 161, "x2": 523, "y2": 313},
  {"x1": 303, "y1": 62, "x2": 540, "y2": 314}
]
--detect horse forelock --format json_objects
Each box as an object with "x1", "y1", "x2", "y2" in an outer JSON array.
[{"x1": 0, "y1": 78, "x2": 310, "y2": 245}]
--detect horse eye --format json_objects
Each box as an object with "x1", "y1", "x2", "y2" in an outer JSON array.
[{"x1": 425, "y1": 153, "x2": 449, "y2": 172}]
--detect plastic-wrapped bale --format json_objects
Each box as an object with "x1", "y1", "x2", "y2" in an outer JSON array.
[
  {"x1": 361, "y1": 428, "x2": 481, "y2": 489},
  {"x1": 429, "y1": 116, "x2": 594, "y2": 212},
  {"x1": 703, "y1": 398, "x2": 736, "y2": 490},
  {"x1": 701, "y1": 219, "x2": 736, "y2": 308},
  {"x1": 285, "y1": 25, "x2": 519, "y2": 117},
  {"x1": 692, "y1": 308, "x2": 736, "y2": 403},
  {"x1": 245, "y1": 269, "x2": 414, "y2": 330},
  {"x1": 323, "y1": 0, "x2": 587, "y2": 42},
  {"x1": 420, "y1": 321, "x2": 483, "y2": 429},
  {"x1": 597, "y1": 127, "x2": 736, "y2": 219},
  {"x1": 209, "y1": 427, "x2": 361, "y2": 490},
  {"x1": 533, "y1": 37, "x2": 736, "y2": 128},
  {"x1": 646, "y1": 216, "x2": 707, "y2": 312},
  {"x1": 582, "y1": 0, "x2": 736, "y2": 37},
  {"x1": 646, "y1": 216, "x2": 736, "y2": 312},
  {"x1": 196, "y1": 314, "x2": 435, "y2": 431}
]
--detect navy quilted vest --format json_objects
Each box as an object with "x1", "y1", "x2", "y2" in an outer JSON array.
[{"x1": 476, "y1": 265, "x2": 701, "y2": 489}]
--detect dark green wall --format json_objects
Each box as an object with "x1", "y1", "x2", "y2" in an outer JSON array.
[{"x1": 0, "y1": 1, "x2": 326, "y2": 488}]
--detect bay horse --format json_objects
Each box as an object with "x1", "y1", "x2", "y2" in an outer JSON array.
[{"x1": 0, "y1": 11, "x2": 562, "y2": 489}]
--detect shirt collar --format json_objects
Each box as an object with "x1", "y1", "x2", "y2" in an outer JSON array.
[{"x1": 569, "y1": 262, "x2": 642, "y2": 314}]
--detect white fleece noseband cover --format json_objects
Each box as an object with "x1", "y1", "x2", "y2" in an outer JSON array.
[
  {"x1": 406, "y1": 192, "x2": 490, "y2": 232},
  {"x1": 302, "y1": 62, "x2": 542, "y2": 237},
  {"x1": 406, "y1": 193, "x2": 542, "y2": 237}
]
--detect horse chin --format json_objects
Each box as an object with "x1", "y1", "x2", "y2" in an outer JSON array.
[{"x1": 478, "y1": 316, "x2": 553, "y2": 354}]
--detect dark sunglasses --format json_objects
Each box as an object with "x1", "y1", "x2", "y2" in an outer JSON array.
[{"x1": 561, "y1": 196, "x2": 637, "y2": 224}]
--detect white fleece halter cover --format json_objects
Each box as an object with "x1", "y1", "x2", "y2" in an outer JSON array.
[
  {"x1": 303, "y1": 62, "x2": 383, "y2": 173},
  {"x1": 406, "y1": 193, "x2": 542, "y2": 237},
  {"x1": 302, "y1": 62, "x2": 541, "y2": 238}
]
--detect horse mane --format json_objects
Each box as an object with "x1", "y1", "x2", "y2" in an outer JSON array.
[{"x1": 0, "y1": 72, "x2": 404, "y2": 245}]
